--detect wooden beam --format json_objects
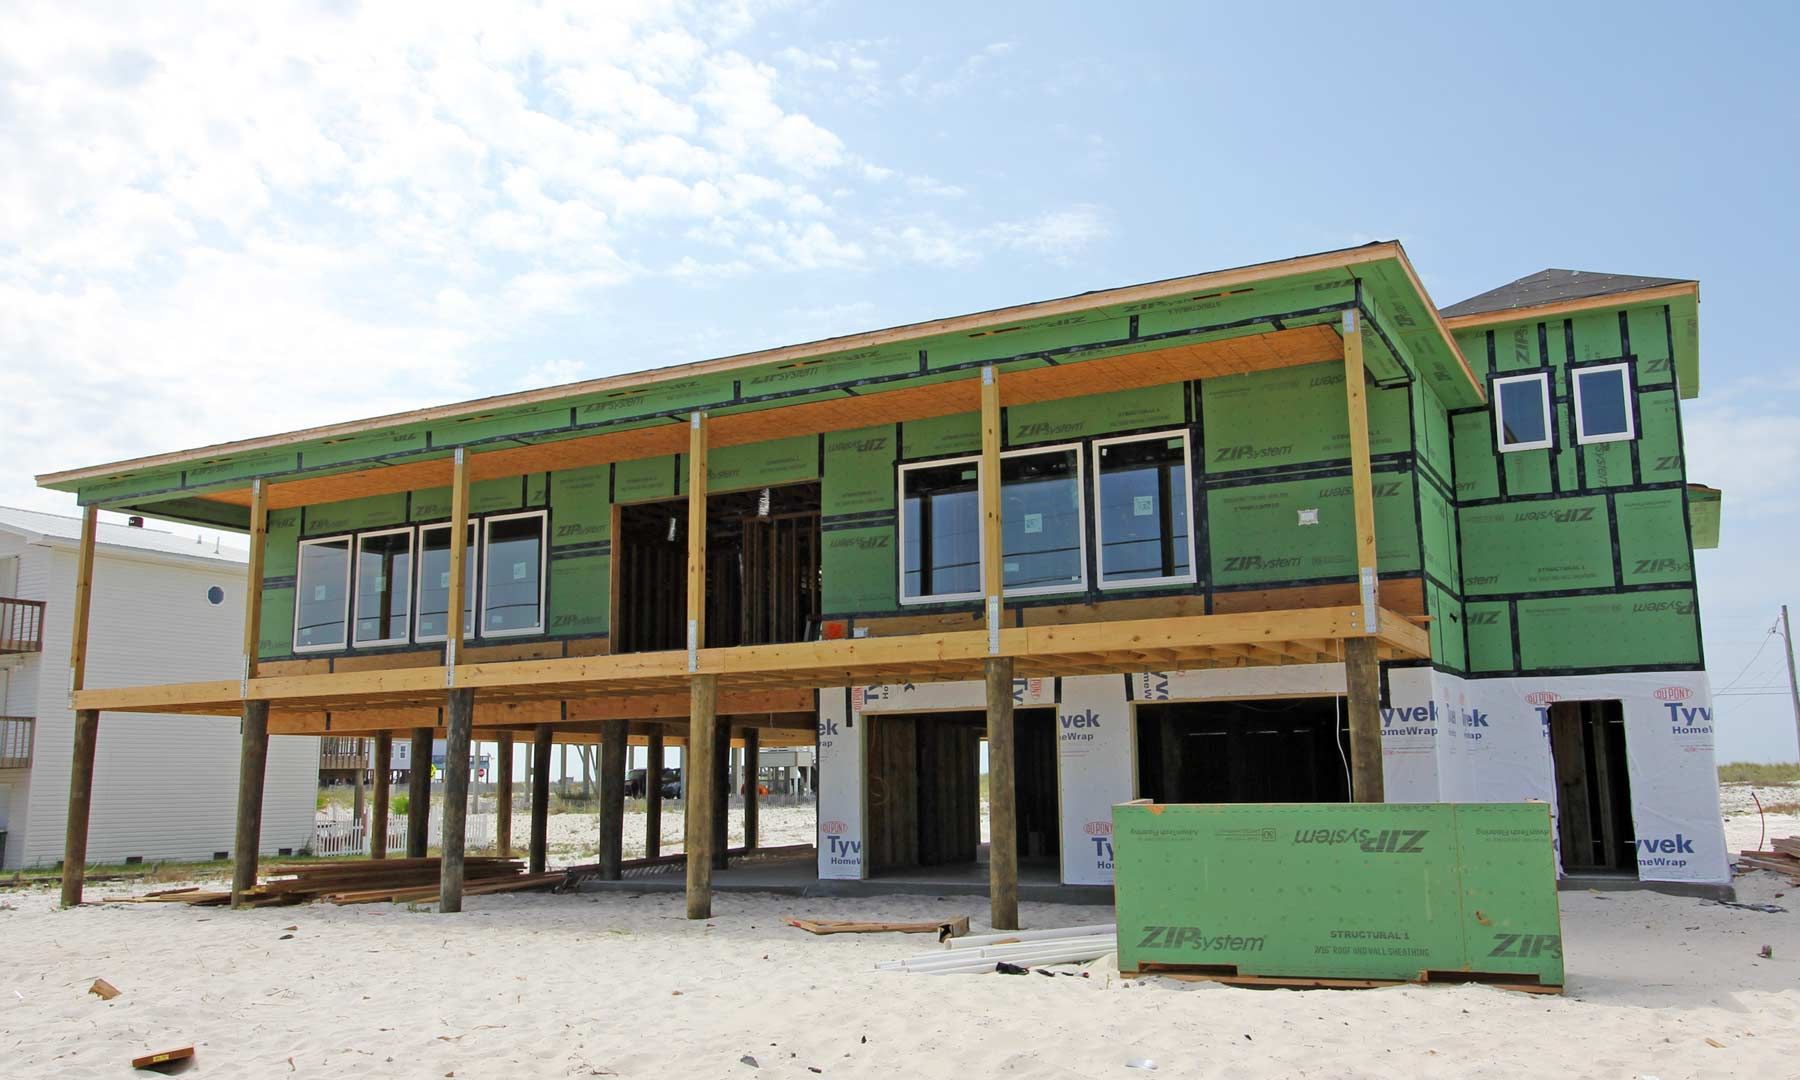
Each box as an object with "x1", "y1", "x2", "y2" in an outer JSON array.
[
  {"x1": 686, "y1": 411, "x2": 708, "y2": 672},
  {"x1": 59, "y1": 505, "x2": 100, "y2": 909},
  {"x1": 742, "y1": 727, "x2": 759, "y2": 851},
  {"x1": 1344, "y1": 637, "x2": 1384, "y2": 802},
  {"x1": 406, "y1": 727, "x2": 432, "y2": 858},
  {"x1": 980, "y1": 366, "x2": 1003, "y2": 652},
  {"x1": 1342, "y1": 308, "x2": 1379, "y2": 635},
  {"x1": 495, "y1": 731, "x2": 513, "y2": 859},
  {"x1": 230, "y1": 700, "x2": 271, "y2": 907},
  {"x1": 597, "y1": 718, "x2": 627, "y2": 880},
  {"x1": 985, "y1": 657, "x2": 1019, "y2": 931},
  {"x1": 242, "y1": 478, "x2": 267, "y2": 685},
  {"x1": 371, "y1": 732, "x2": 391, "y2": 860},
  {"x1": 530, "y1": 725, "x2": 551, "y2": 874},
  {"x1": 644, "y1": 732, "x2": 664, "y2": 859},
  {"x1": 685, "y1": 674, "x2": 718, "y2": 919},
  {"x1": 445, "y1": 447, "x2": 471, "y2": 673},
  {"x1": 439, "y1": 687, "x2": 475, "y2": 912}
]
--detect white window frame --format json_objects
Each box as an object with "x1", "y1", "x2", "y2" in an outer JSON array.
[
  {"x1": 1492, "y1": 372, "x2": 1554, "y2": 453},
  {"x1": 1571, "y1": 362, "x2": 1637, "y2": 445},
  {"x1": 292, "y1": 534, "x2": 353, "y2": 654},
  {"x1": 1091, "y1": 429, "x2": 1198, "y2": 591},
  {"x1": 898, "y1": 454, "x2": 985, "y2": 606},
  {"x1": 999, "y1": 442, "x2": 1088, "y2": 598},
  {"x1": 479, "y1": 510, "x2": 548, "y2": 638},
  {"x1": 414, "y1": 522, "x2": 480, "y2": 645},
  {"x1": 351, "y1": 526, "x2": 414, "y2": 648}
]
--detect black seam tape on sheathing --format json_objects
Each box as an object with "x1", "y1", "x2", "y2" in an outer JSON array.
[
  {"x1": 1461, "y1": 580, "x2": 1699, "y2": 603},
  {"x1": 1199, "y1": 454, "x2": 1415, "y2": 490},
  {"x1": 262, "y1": 575, "x2": 298, "y2": 590},
  {"x1": 821, "y1": 516, "x2": 897, "y2": 534},
  {"x1": 1455, "y1": 478, "x2": 1687, "y2": 509}
]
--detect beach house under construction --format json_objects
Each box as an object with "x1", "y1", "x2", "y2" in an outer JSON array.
[{"x1": 34, "y1": 241, "x2": 1727, "y2": 925}]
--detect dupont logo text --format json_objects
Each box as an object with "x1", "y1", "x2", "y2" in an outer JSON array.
[
  {"x1": 1654, "y1": 686, "x2": 1693, "y2": 702},
  {"x1": 821, "y1": 820, "x2": 861, "y2": 865},
  {"x1": 1085, "y1": 821, "x2": 1114, "y2": 869}
]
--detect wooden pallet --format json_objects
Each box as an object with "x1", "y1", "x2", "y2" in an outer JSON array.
[{"x1": 1122, "y1": 964, "x2": 1562, "y2": 995}]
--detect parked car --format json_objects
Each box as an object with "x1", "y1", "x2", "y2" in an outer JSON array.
[{"x1": 625, "y1": 767, "x2": 682, "y2": 799}]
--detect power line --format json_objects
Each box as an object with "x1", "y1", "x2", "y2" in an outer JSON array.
[{"x1": 1716, "y1": 615, "x2": 1782, "y2": 693}]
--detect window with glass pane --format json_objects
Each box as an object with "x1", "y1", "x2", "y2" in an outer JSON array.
[
  {"x1": 901, "y1": 459, "x2": 982, "y2": 601},
  {"x1": 416, "y1": 524, "x2": 476, "y2": 640},
  {"x1": 1494, "y1": 373, "x2": 1552, "y2": 452},
  {"x1": 354, "y1": 530, "x2": 412, "y2": 645},
  {"x1": 1096, "y1": 434, "x2": 1191, "y2": 585},
  {"x1": 294, "y1": 537, "x2": 350, "y2": 650},
  {"x1": 483, "y1": 515, "x2": 545, "y2": 634},
  {"x1": 1573, "y1": 364, "x2": 1634, "y2": 443},
  {"x1": 1000, "y1": 447, "x2": 1084, "y2": 593}
]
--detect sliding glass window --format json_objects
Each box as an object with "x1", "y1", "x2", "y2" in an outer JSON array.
[
  {"x1": 1000, "y1": 445, "x2": 1085, "y2": 595},
  {"x1": 416, "y1": 523, "x2": 477, "y2": 642},
  {"x1": 352, "y1": 528, "x2": 413, "y2": 647},
  {"x1": 481, "y1": 511, "x2": 547, "y2": 637},
  {"x1": 1093, "y1": 431, "x2": 1194, "y2": 588},
  {"x1": 293, "y1": 536, "x2": 351, "y2": 652},
  {"x1": 900, "y1": 457, "x2": 982, "y2": 604}
]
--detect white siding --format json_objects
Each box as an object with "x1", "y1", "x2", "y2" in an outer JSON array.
[{"x1": 13, "y1": 540, "x2": 317, "y2": 868}]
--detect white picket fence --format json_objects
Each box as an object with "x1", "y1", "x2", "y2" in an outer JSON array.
[{"x1": 311, "y1": 807, "x2": 494, "y2": 857}]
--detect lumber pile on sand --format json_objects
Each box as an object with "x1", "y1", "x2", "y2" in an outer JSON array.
[
  {"x1": 102, "y1": 857, "x2": 563, "y2": 907},
  {"x1": 1738, "y1": 838, "x2": 1800, "y2": 883}
]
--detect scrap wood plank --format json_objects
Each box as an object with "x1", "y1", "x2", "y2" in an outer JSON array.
[
  {"x1": 787, "y1": 915, "x2": 971, "y2": 939},
  {"x1": 89, "y1": 978, "x2": 121, "y2": 1000},
  {"x1": 132, "y1": 1045, "x2": 195, "y2": 1069}
]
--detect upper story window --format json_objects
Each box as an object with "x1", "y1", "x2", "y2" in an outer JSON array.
[
  {"x1": 482, "y1": 511, "x2": 547, "y2": 637},
  {"x1": 1572, "y1": 363, "x2": 1636, "y2": 444},
  {"x1": 294, "y1": 536, "x2": 351, "y2": 652},
  {"x1": 1000, "y1": 445, "x2": 1085, "y2": 596},
  {"x1": 353, "y1": 528, "x2": 412, "y2": 647},
  {"x1": 416, "y1": 523, "x2": 477, "y2": 643},
  {"x1": 1493, "y1": 372, "x2": 1553, "y2": 452},
  {"x1": 1093, "y1": 431, "x2": 1194, "y2": 588},
  {"x1": 901, "y1": 457, "x2": 982, "y2": 604}
]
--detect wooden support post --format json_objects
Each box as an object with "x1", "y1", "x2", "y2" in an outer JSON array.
[
  {"x1": 1344, "y1": 638, "x2": 1385, "y2": 803},
  {"x1": 439, "y1": 688, "x2": 475, "y2": 912},
  {"x1": 371, "y1": 732, "x2": 391, "y2": 859},
  {"x1": 406, "y1": 727, "x2": 431, "y2": 858},
  {"x1": 495, "y1": 731, "x2": 514, "y2": 859},
  {"x1": 230, "y1": 700, "x2": 271, "y2": 906},
  {"x1": 644, "y1": 732, "x2": 664, "y2": 859},
  {"x1": 241, "y1": 478, "x2": 268, "y2": 688},
  {"x1": 742, "y1": 727, "x2": 759, "y2": 851},
  {"x1": 1342, "y1": 308, "x2": 1379, "y2": 634},
  {"x1": 444, "y1": 447, "x2": 471, "y2": 674},
  {"x1": 59, "y1": 504, "x2": 100, "y2": 908},
  {"x1": 597, "y1": 718, "x2": 627, "y2": 879},
  {"x1": 530, "y1": 726, "x2": 551, "y2": 874},
  {"x1": 980, "y1": 366, "x2": 1004, "y2": 653},
  {"x1": 985, "y1": 656, "x2": 1019, "y2": 932},
  {"x1": 353, "y1": 741, "x2": 366, "y2": 825},
  {"x1": 686, "y1": 410, "x2": 708, "y2": 671},
  {"x1": 685, "y1": 674, "x2": 718, "y2": 919},
  {"x1": 712, "y1": 722, "x2": 730, "y2": 871}
]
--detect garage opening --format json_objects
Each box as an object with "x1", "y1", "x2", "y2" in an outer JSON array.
[
  {"x1": 1134, "y1": 698, "x2": 1350, "y2": 803},
  {"x1": 865, "y1": 709, "x2": 1059, "y2": 875},
  {"x1": 1547, "y1": 700, "x2": 1636, "y2": 873},
  {"x1": 613, "y1": 482, "x2": 820, "y2": 653}
]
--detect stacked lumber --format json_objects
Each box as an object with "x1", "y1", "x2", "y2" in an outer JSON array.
[
  {"x1": 102, "y1": 857, "x2": 564, "y2": 907},
  {"x1": 1737, "y1": 838, "x2": 1800, "y2": 883}
]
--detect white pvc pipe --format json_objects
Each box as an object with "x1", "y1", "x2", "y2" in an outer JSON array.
[
  {"x1": 878, "y1": 935, "x2": 1114, "y2": 969},
  {"x1": 879, "y1": 936, "x2": 1116, "y2": 973},
  {"x1": 896, "y1": 942, "x2": 1116, "y2": 975},
  {"x1": 947, "y1": 923, "x2": 1117, "y2": 950}
]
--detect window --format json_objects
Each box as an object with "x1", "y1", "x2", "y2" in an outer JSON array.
[
  {"x1": 353, "y1": 528, "x2": 412, "y2": 647},
  {"x1": 1572, "y1": 363, "x2": 1635, "y2": 444},
  {"x1": 1493, "y1": 372, "x2": 1553, "y2": 452},
  {"x1": 1093, "y1": 431, "x2": 1194, "y2": 588},
  {"x1": 481, "y1": 512, "x2": 546, "y2": 636},
  {"x1": 293, "y1": 536, "x2": 351, "y2": 652},
  {"x1": 416, "y1": 523, "x2": 477, "y2": 642},
  {"x1": 900, "y1": 457, "x2": 983, "y2": 603},
  {"x1": 1000, "y1": 445, "x2": 1085, "y2": 595}
]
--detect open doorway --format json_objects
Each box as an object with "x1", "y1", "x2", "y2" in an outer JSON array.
[
  {"x1": 865, "y1": 709, "x2": 1059, "y2": 875},
  {"x1": 1547, "y1": 700, "x2": 1636, "y2": 873},
  {"x1": 612, "y1": 482, "x2": 820, "y2": 653},
  {"x1": 1135, "y1": 698, "x2": 1351, "y2": 803}
]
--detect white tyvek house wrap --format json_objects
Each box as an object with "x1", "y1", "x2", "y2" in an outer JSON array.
[
  {"x1": 851, "y1": 676, "x2": 1055, "y2": 714},
  {"x1": 816, "y1": 688, "x2": 866, "y2": 880},
  {"x1": 1057, "y1": 675, "x2": 1133, "y2": 885}
]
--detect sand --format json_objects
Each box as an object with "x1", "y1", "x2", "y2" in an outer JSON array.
[{"x1": 7, "y1": 804, "x2": 1799, "y2": 1077}]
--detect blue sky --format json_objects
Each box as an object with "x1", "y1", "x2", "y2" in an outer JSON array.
[{"x1": 4, "y1": 1, "x2": 1797, "y2": 761}]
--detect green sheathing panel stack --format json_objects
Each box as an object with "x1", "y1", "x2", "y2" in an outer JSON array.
[
  {"x1": 548, "y1": 464, "x2": 611, "y2": 638},
  {"x1": 1449, "y1": 299, "x2": 1702, "y2": 675},
  {"x1": 1112, "y1": 802, "x2": 1563, "y2": 987}
]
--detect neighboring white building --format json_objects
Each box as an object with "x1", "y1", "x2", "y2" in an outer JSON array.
[{"x1": 0, "y1": 507, "x2": 318, "y2": 870}]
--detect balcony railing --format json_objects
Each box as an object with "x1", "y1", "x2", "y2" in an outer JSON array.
[
  {"x1": 319, "y1": 736, "x2": 369, "y2": 771},
  {"x1": 0, "y1": 717, "x2": 33, "y2": 769},
  {"x1": 0, "y1": 597, "x2": 45, "y2": 655}
]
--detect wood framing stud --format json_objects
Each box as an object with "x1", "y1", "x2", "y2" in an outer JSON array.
[
  {"x1": 985, "y1": 656, "x2": 1019, "y2": 931},
  {"x1": 1342, "y1": 307, "x2": 1379, "y2": 634},
  {"x1": 495, "y1": 731, "x2": 514, "y2": 859},
  {"x1": 445, "y1": 447, "x2": 471, "y2": 678},
  {"x1": 66, "y1": 505, "x2": 98, "y2": 709},
  {"x1": 685, "y1": 674, "x2": 718, "y2": 919},
  {"x1": 59, "y1": 709, "x2": 100, "y2": 908},
  {"x1": 597, "y1": 718, "x2": 627, "y2": 879},
  {"x1": 686, "y1": 411, "x2": 709, "y2": 672},
  {"x1": 980, "y1": 366, "x2": 1003, "y2": 653},
  {"x1": 439, "y1": 687, "x2": 475, "y2": 912},
  {"x1": 530, "y1": 726, "x2": 551, "y2": 874},
  {"x1": 406, "y1": 727, "x2": 432, "y2": 858},
  {"x1": 230, "y1": 700, "x2": 271, "y2": 906},
  {"x1": 371, "y1": 732, "x2": 392, "y2": 860},
  {"x1": 241, "y1": 478, "x2": 267, "y2": 692},
  {"x1": 1344, "y1": 637, "x2": 1385, "y2": 802}
]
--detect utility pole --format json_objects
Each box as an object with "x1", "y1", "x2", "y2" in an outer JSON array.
[{"x1": 1783, "y1": 605, "x2": 1800, "y2": 762}]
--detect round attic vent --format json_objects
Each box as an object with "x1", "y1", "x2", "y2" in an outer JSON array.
[{"x1": 207, "y1": 586, "x2": 225, "y2": 605}]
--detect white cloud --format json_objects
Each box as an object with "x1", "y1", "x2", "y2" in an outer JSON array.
[{"x1": 1681, "y1": 399, "x2": 1800, "y2": 516}]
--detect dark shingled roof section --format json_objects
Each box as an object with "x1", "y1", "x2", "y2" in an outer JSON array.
[{"x1": 1440, "y1": 268, "x2": 1693, "y2": 318}]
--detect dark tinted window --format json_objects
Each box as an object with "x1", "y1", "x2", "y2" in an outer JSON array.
[
  {"x1": 417, "y1": 524, "x2": 476, "y2": 639},
  {"x1": 1576, "y1": 366, "x2": 1632, "y2": 440},
  {"x1": 1097, "y1": 435, "x2": 1190, "y2": 583},
  {"x1": 484, "y1": 516, "x2": 544, "y2": 633},
  {"x1": 1001, "y1": 447, "x2": 1083, "y2": 592},
  {"x1": 902, "y1": 460, "x2": 981, "y2": 600},
  {"x1": 354, "y1": 531, "x2": 412, "y2": 644},
  {"x1": 1497, "y1": 375, "x2": 1549, "y2": 448},
  {"x1": 295, "y1": 538, "x2": 350, "y2": 649}
]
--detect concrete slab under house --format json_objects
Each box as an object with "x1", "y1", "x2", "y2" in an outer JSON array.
[{"x1": 33, "y1": 240, "x2": 1726, "y2": 922}]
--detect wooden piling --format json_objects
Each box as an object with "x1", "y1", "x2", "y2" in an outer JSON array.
[
  {"x1": 597, "y1": 718, "x2": 627, "y2": 880},
  {"x1": 406, "y1": 727, "x2": 431, "y2": 858},
  {"x1": 985, "y1": 656, "x2": 1020, "y2": 931},
  {"x1": 685, "y1": 674, "x2": 718, "y2": 919},
  {"x1": 58, "y1": 506, "x2": 99, "y2": 909},
  {"x1": 530, "y1": 726, "x2": 551, "y2": 874},
  {"x1": 496, "y1": 731, "x2": 514, "y2": 859},
  {"x1": 742, "y1": 727, "x2": 759, "y2": 851},
  {"x1": 371, "y1": 732, "x2": 391, "y2": 860},
  {"x1": 230, "y1": 700, "x2": 271, "y2": 906},
  {"x1": 1344, "y1": 637, "x2": 1385, "y2": 803},
  {"x1": 645, "y1": 732, "x2": 664, "y2": 859},
  {"x1": 439, "y1": 688, "x2": 475, "y2": 912},
  {"x1": 711, "y1": 722, "x2": 730, "y2": 871}
]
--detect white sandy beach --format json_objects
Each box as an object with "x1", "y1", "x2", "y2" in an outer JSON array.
[{"x1": 6, "y1": 796, "x2": 1798, "y2": 1078}]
